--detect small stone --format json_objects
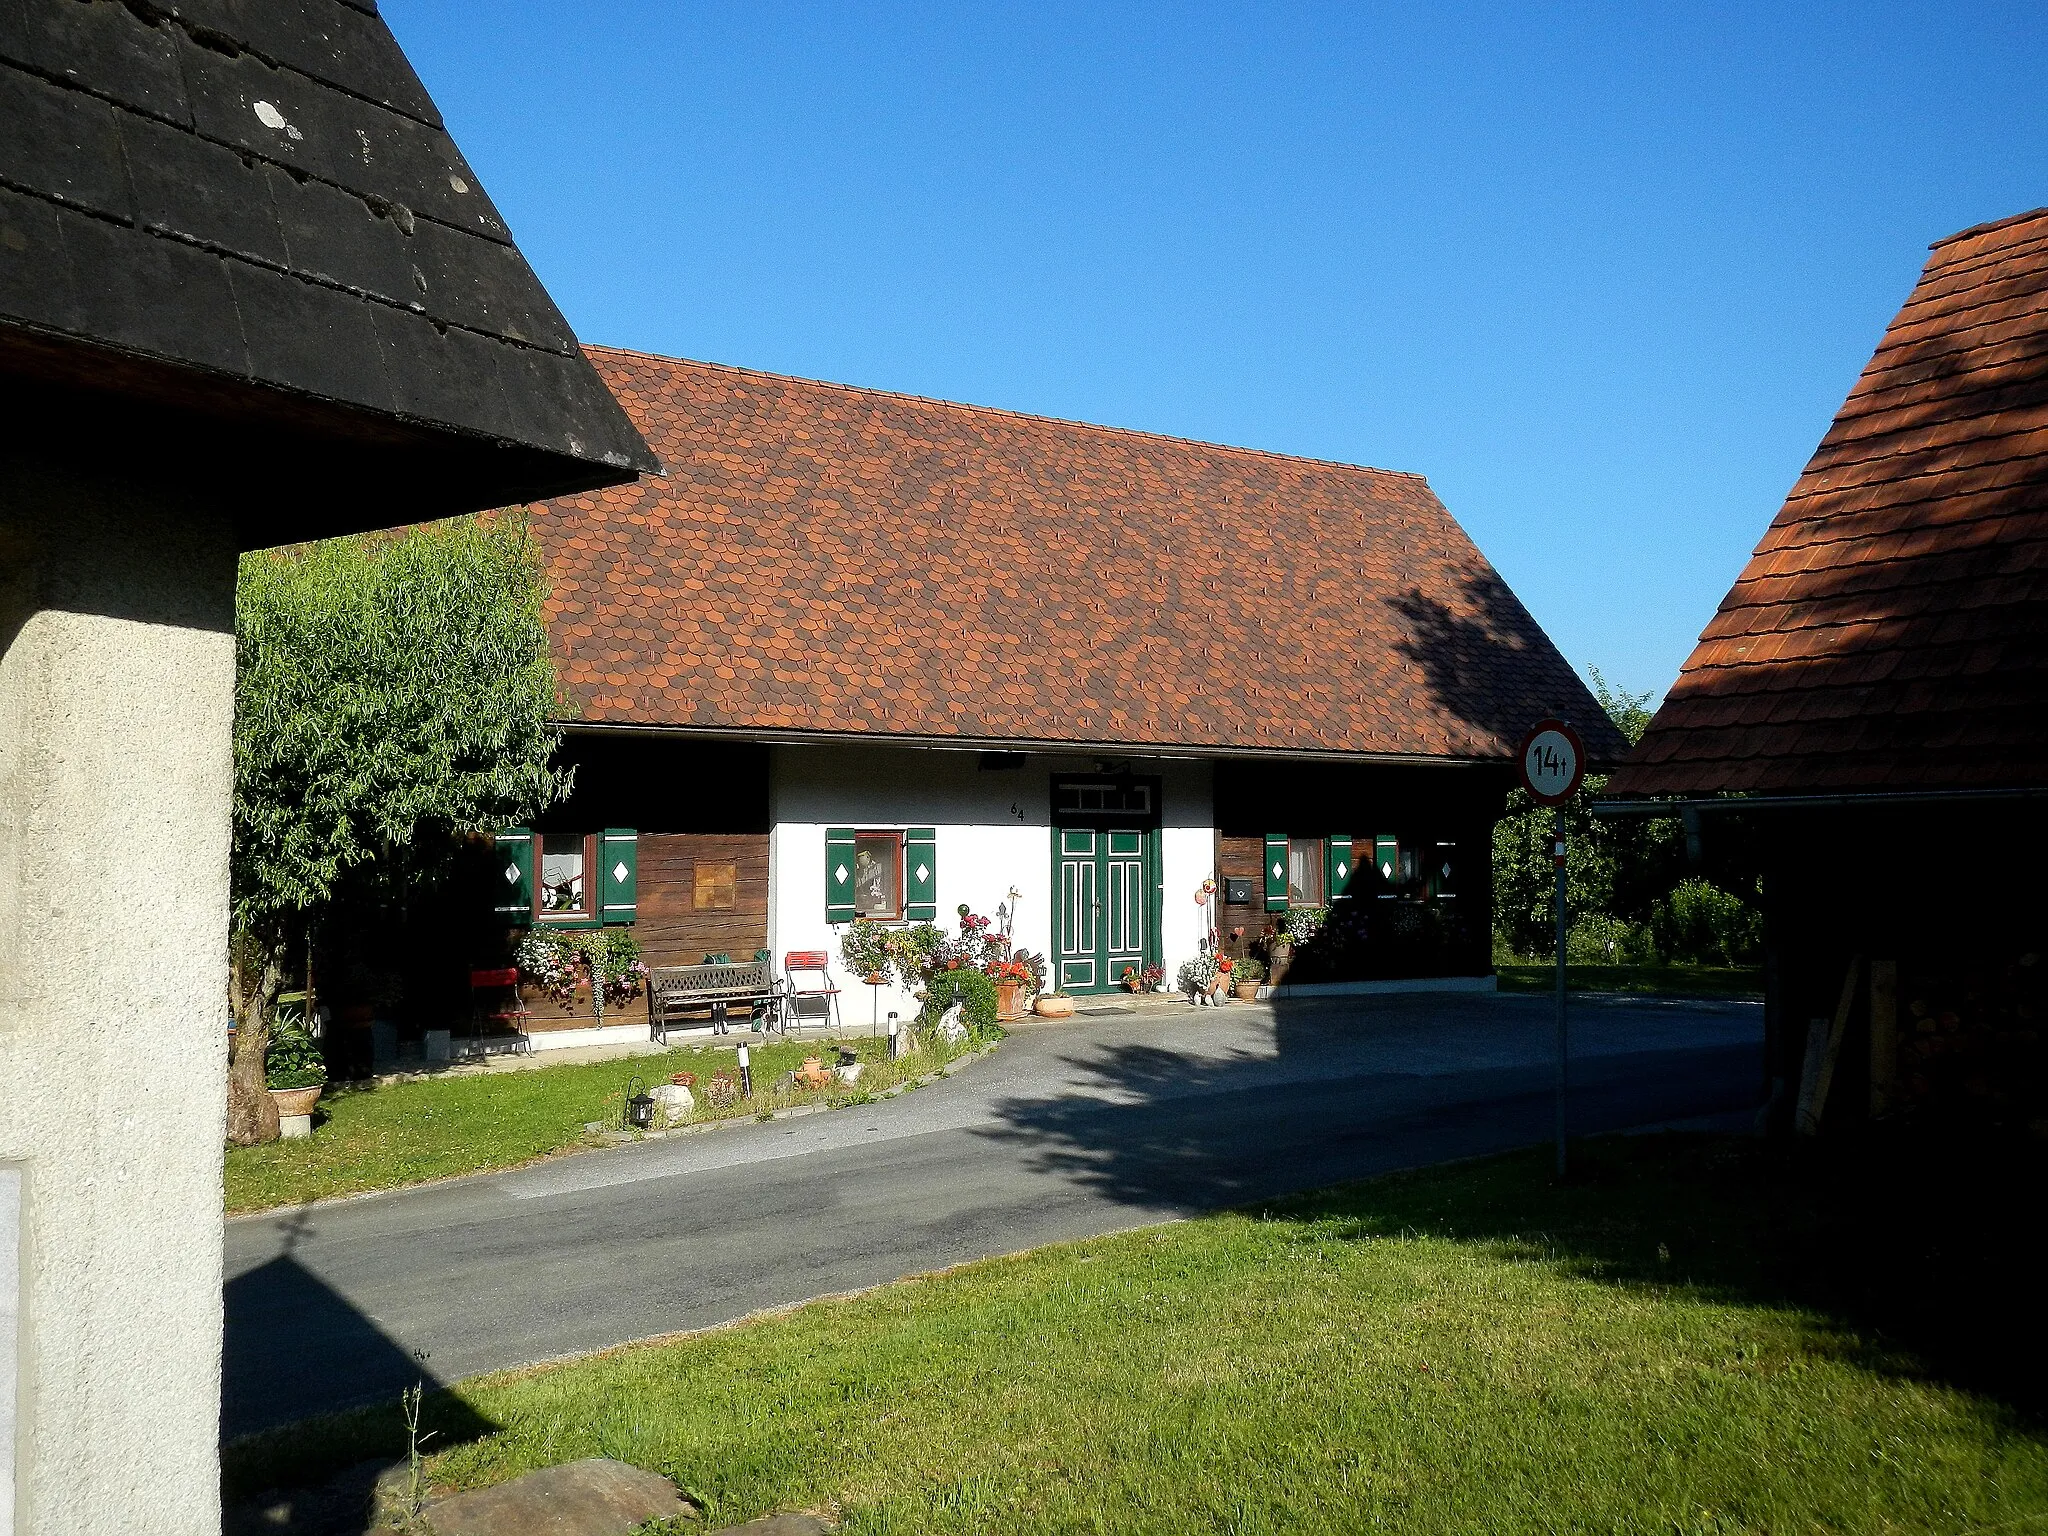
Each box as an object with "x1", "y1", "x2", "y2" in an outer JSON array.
[
  {"x1": 651, "y1": 1083, "x2": 695, "y2": 1126},
  {"x1": 424, "y1": 1458, "x2": 687, "y2": 1536},
  {"x1": 834, "y1": 1063, "x2": 863, "y2": 1086}
]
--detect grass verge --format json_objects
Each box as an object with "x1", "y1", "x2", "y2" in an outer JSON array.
[
  {"x1": 227, "y1": 1132, "x2": 2048, "y2": 1533},
  {"x1": 224, "y1": 1028, "x2": 997, "y2": 1215},
  {"x1": 1496, "y1": 962, "x2": 1763, "y2": 998}
]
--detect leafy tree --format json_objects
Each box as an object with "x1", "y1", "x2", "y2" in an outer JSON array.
[
  {"x1": 1492, "y1": 668, "x2": 1688, "y2": 960},
  {"x1": 226, "y1": 512, "x2": 569, "y2": 1143}
]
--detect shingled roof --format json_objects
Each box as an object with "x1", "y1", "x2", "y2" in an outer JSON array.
[
  {"x1": 1611, "y1": 207, "x2": 2048, "y2": 797},
  {"x1": 537, "y1": 348, "x2": 1619, "y2": 762},
  {"x1": 0, "y1": 0, "x2": 654, "y2": 541}
]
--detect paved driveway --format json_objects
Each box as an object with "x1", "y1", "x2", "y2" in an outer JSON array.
[{"x1": 223, "y1": 989, "x2": 1761, "y2": 1436}]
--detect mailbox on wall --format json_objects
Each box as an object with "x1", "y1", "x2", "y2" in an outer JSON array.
[{"x1": 1223, "y1": 877, "x2": 1254, "y2": 905}]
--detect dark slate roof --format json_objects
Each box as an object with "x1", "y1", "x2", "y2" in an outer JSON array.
[
  {"x1": 1611, "y1": 207, "x2": 2048, "y2": 797},
  {"x1": 535, "y1": 348, "x2": 1624, "y2": 763},
  {"x1": 0, "y1": 0, "x2": 655, "y2": 542}
]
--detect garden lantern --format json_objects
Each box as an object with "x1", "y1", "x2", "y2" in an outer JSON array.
[{"x1": 624, "y1": 1075, "x2": 656, "y2": 1130}]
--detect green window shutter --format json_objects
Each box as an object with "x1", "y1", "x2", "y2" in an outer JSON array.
[
  {"x1": 905, "y1": 828, "x2": 938, "y2": 921},
  {"x1": 1374, "y1": 834, "x2": 1399, "y2": 897},
  {"x1": 1263, "y1": 833, "x2": 1289, "y2": 911},
  {"x1": 1431, "y1": 841, "x2": 1458, "y2": 899},
  {"x1": 494, "y1": 828, "x2": 534, "y2": 924},
  {"x1": 1327, "y1": 835, "x2": 1353, "y2": 899},
  {"x1": 826, "y1": 828, "x2": 857, "y2": 923},
  {"x1": 600, "y1": 828, "x2": 638, "y2": 924}
]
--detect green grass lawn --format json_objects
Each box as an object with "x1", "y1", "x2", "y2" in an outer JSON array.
[
  {"x1": 224, "y1": 1031, "x2": 991, "y2": 1215},
  {"x1": 1496, "y1": 962, "x2": 1764, "y2": 998},
  {"x1": 226, "y1": 1133, "x2": 2048, "y2": 1534}
]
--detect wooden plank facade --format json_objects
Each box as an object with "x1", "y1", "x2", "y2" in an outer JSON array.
[{"x1": 636, "y1": 832, "x2": 770, "y2": 967}]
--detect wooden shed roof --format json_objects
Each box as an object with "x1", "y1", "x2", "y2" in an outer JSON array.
[{"x1": 1611, "y1": 208, "x2": 2048, "y2": 796}]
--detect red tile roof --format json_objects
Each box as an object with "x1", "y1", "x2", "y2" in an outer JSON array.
[
  {"x1": 1612, "y1": 208, "x2": 2048, "y2": 796},
  {"x1": 535, "y1": 348, "x2": 1619, "y2": 761}
]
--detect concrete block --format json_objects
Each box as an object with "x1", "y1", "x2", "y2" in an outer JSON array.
[
  {"x1": 278, "y1": 1114, "x2": 312, "y2": 1139},
  {"x1": 425, "y1": 1029, "x2": 452, "y2": 1063}
]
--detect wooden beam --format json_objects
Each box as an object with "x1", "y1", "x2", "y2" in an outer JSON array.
[
  {"x1": 1869, "y1": 959, "x2": 1898, "y2": 1119},
  {"x1": 1797, "y1": 955, "x2": 1862, "y2": 1136}
]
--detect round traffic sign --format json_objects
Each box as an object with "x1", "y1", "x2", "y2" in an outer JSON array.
[{"x1": 1517, "y1": 719, "x2": 1586, "y2": 806}]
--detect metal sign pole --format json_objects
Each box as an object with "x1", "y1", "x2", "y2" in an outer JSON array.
[
  {"x1": 1519, "y1": 717, "x2": 1584, "y2": 1185},
  {"x1": 1553, "y1": 804, "x2": 1568, "y2": 1179}
]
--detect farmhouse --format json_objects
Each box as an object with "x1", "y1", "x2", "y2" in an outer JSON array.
[
  {"x1": 1607, "y1": 207, "x2": 2048, "y2": 1136},
  {"x1": 493, "y1": 348, "x2": 1619, "y2": 1035}
]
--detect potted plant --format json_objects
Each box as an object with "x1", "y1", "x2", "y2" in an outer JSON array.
[
  {"x1": 840, "y1": 918, "x2": 894, "y2": 986},
  {"x1": 988, "y1": 958, "x2": 1030, "y2": 1019},
  {"x1": 1034, "y1": 990, "x2": 1076, "y2": 1018},
  {"x1": 1233, "y1": 955, "x2": 1265, "y2": 1001},
  {"x1": 1120, "y1": 966, "x2": 1143, "y2": 992},
  {"x1": 265, "y1": 1012, "x2": 327, "y2": 1118}
]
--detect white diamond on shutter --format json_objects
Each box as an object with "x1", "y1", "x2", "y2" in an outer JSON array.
[
  {"x1": 1338, "y1": 861, "x2": 1349, "y2": 879},
  {"x1": 1381, "y1": 860, "x2": 1393, "y2": 878},
  {"x1": 504, "y1": 863, "x2": 520, "y2": 885},
  {"x1": 916, "y1": 863, "x2": 930, "y2": 882},
  {"x1": 612, "y1": 861, "x2": 629, "y2": 884},
  {"x1": 835, "y1": 865, "x2": 849, "y2": 884},
  {"x1": 1271, "y1": 861, "x2": 1283, "y2": 880}
]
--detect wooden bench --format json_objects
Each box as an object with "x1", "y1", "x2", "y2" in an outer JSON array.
[{"x1": 648, "y1": 959, "x2": 781, "y2": 1042}]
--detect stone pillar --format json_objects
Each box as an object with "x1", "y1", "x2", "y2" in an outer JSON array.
[{"x1": 0, "y1": 448, "x2": 237, "y2": 1536}]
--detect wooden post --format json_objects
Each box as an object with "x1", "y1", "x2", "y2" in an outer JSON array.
[
  {"x1": 1868, "y1": 959, "x2": 1898, "y2": 1118},
  {"x1": 1797, "y1": 955, "x2": 1862, "y2": 1136}
]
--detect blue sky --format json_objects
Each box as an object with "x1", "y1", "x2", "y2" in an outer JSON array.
[{"x1": 387, "y1": 2, "x2": 2048, "y2": 705}]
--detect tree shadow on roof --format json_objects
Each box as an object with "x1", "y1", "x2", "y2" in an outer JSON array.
[{"x1": 1385, "y1": 573, "x2": 1628, "y2": 762}]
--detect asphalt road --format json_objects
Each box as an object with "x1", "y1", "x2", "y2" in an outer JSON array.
[{"x1": 223, "y1": 989, "x2": 1762, "y2": 1437}]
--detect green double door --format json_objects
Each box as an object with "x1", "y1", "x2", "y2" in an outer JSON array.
[{"x1": 1055, "y1": 826, "x2": 1158, "y2": 993}]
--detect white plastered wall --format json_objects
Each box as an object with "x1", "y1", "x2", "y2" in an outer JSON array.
[
  {"x1": 768, "y1": 745, "x2": 1216, "y2": 1011},
  {"x1": 0, "y1": 457, "x2": 236, "y2": 1536}
]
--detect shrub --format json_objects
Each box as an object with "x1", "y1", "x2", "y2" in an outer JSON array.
[
  {"x1": 1234, "y1": 955, "x2": 1265, "y2": 983},
  {"x1": 264, "y1": 1017, "x2": 328, "y2": 1090},
  {"x1": 1650, "y1": 879, "x2": 1763, "y2": 965},
  {"x1": 1176, "y1": 954, "x2": 1220, "y2": 996},
  {"x1": 921, "y1": 967, "x2": 999, "y2": 1030},
  {"x1": 1566, "y1": 913, "x2": 1657, "y2": 965}
]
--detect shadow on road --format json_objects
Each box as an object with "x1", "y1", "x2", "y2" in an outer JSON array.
[
  {"x1": 222, "y1": 1207, "x2": 500, "y2": 1497},
  {"x1": 970, "y1": 993, "x2": 1761, "y2": 1214}
]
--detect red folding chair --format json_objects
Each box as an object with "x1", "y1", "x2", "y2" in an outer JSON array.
[
  {"x1": 781, "y1": 951, "x2": 843, "y2": 1034},
  {"x1": 468, "y1": 967, "x2": 532, "y2": 1056}
]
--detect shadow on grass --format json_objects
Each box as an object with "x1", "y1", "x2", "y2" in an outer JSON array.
[{"x1": 1278, "y1": 1128, "x2": 2048, "y2": 1424}]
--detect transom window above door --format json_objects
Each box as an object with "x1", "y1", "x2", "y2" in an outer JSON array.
[
  {"x1": 853, "y1": 831, "x2": 904, "y2": 920},
  {"x1": 1055, "y1": 781, "x2": 1152, "y2": 815}
]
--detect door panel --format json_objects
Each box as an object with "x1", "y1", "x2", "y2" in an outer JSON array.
[
  {"x1": 1058, "y1": 829, "x2": 1100, "y2": 991},
  {"x1": 1104, "y1": 829, "x2": 1145, "y2": 984},
  {"x1": 1055, "y1": 823, "x2": 1155, "y2": 993}
]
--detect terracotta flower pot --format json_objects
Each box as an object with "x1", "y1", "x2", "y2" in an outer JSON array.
[
  {"x1": 1235, "y1": 981, "x2": 1261, "y2": 1001},
  {"x1": 269, "y1": 1084, "x2": 323, "y2": 1117},
  {"x1": 1034, "y1": 995, "x2": 1075, "y2": 1019},
  {"x1": 996, "y1": 980, "x2": 1022, "y2": 1019}
]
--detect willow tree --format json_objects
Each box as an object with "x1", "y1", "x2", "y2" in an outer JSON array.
[{"x1": 227, "y1": 512, "x2": 569, "y2": 1143}]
